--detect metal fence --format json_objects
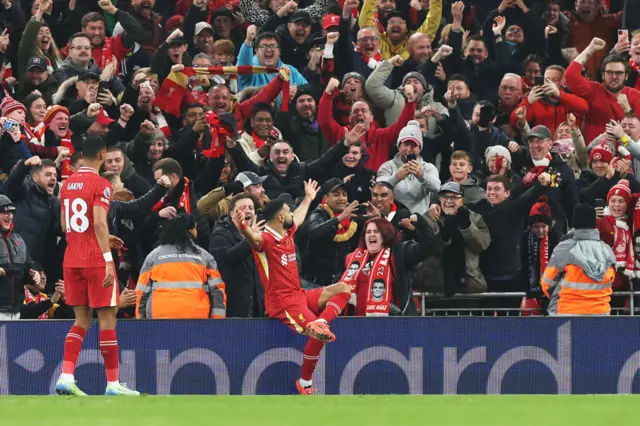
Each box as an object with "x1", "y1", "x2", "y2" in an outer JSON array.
[{"x1": 412, "y1": 288, "x2": 639, "y2": 316}]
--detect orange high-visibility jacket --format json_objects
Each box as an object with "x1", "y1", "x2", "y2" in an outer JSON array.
[
  {"x1": 136, "y1": 244, "x2": 226, "y2": 319},
  {"x1": 541, "y1": 229, "x2": 616, "y2": 316}
]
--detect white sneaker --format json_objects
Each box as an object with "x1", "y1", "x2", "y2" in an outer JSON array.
[{"x1": 104, "y1": 382, "x2": 140, "y2": 396}]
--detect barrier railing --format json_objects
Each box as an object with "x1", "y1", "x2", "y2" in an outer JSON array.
[{"x1": 412, "y1": 287, "x2": 639, "y2": 316}]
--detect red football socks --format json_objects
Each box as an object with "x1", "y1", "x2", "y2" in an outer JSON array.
[
  {"x1": 62, "y1": 325, "x2": 86, "y2": 375},
  {"x1": 301, "y1": 338, "x2": 324, "y2": 381},
  {"x1": 319, "y1": 292, "x2": 351, "y2": 323},
  {"x1": 99, "y1": 329, "x2": 119, "y2": 383}
]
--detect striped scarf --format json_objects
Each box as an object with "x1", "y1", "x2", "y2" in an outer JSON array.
[{"x1": 155, "y1": 66, "x2": 290, "y2": 117}]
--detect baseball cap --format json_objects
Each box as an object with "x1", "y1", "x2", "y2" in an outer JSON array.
[
  {"x1": 235, "y1": 171, "x2": 268, "y2": 188},
  {"x1": 527, "y1": 125, "x2": 553, "y2": 141},
  {"x1": 289, "y1": 10, "x2": 311, "y2": 24},
  {"x1": 195, "y1": 22, "x2": 214, "y2": 36},
  {"x1": 322, "y1": 13, "x2": 341, "y2": 30},
  {"x1": 95, "y1": 109, "x2": 115, "y2": 126},
  {"x1": 78, "y1": 71, "x2": 100, "y2": 82},
  {"x1": 438, "y1": 181, "x2": 462, "y2": 196},
  {"x1": 321, "y1": 177, "x2": 348, "y2": 195},
  {"x1": 211, "y1": 7, "x2": 235, "y2": 20},
  {"x1": 26, "y1": 56, "x2": 47, "y2": 72}
]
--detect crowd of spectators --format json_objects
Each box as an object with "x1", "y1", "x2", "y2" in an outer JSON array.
[{"x1": 0, "y1": 0, "x2": 639, "y2": 319}]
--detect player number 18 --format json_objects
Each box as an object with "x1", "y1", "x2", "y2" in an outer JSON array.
[{"x1": 63, "y1": 198, "x2": 90, "y2": 233}]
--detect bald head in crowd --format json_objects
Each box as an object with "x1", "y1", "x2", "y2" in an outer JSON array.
[{"x1": 407, "y1": 33, "x2": 433, "y2": 63}]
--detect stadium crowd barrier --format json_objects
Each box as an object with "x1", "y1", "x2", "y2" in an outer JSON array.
[{"x1": 2, "y1": 316, "x2": 640, "y2": 395}]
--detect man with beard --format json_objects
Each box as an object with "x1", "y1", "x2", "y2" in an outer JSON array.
[
  {"x1": 300, "y1": 178, "x2": 365, "y2": 289},
  {"x1": 390, "y1": 33, "x2": 436, "y2": 88},
  {"x1": 209, "y1": 193, "x2": 265, "y2": 318},
  {"x1": 276, "y1": 85, "x2": 329, "y2": 162},
  {"x1": 513, "y1": 125, "x2": 578, "y2": 232},
  {"x1": 566, "y1": 37, "x2": 640, "y2": 143},
  {"x1": 53, "y1": 33, "x2": 124, "y2": 96},
  {"x1": 15, "y1": 57, "x2": 57, "y2": 105},
  {"x1": 565, "y1": 0, "x2": 622, "y2": 79},
  {"x1": 320, "y1": 77, "x2": 417, "y2": 170},
  {"x1": 112, "y1": 0, "x2": 164, "y2": 72},
  {"x1": 370, "y1": 181, "x2": 412, "y2": 237},
  {"x1": 226, "y1": 124, "x2": 365, "y2": 200},
  {"x1": 207, "y1": 65, "x2": 288, "y2": 132},
  {"x1": 358, "y1": 0, "x2": 442, "y2": 60},
  {"x1": 198, "y1": 171, "x2": 269, "y2": 223},
  {"x1": 237, "y1": 26, "x2": 308, "y2": 95}
]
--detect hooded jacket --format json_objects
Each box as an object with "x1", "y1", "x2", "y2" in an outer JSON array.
[
  {"x1": 541, "y1": 228, "x2": 616, "y2": 316},
  {"x1": 0, "y1": 226, "x2": 37, "y2": 314},
  {"x1": 52, "y1": 57, "x2": 125, "y2": 95}
]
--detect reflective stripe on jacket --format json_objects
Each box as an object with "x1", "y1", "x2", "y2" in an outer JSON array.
[
  {"x1": 541, "y1": 229, "x2": 616, "y2": 316},
  {"x1": 136, "y1": 244, "x2": 226, "y2": 319}
]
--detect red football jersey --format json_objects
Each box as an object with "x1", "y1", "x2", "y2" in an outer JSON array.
[
  {"x1": 60, "y1": 167, "x2": 112, "y2": 268},
  {"x1": 253, "y1": 224, "x2": 302, "y2": 312}
]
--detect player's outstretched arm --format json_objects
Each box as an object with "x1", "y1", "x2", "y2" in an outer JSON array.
[
  {"x1": 293, "y1": 180, "x2": 319, "y2": 227},
  {"x1": 235, "y1": 209, "x2": 264, "y2": 249}
]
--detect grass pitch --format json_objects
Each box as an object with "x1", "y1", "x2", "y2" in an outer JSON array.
[{"x1": 0, "y1": 395, "x2": 637, "y2": 426}]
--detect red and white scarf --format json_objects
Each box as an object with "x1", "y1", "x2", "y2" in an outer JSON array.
[
  {"x1": 605, "y1": 212, "x2": 636, "y2": 277},
  {"x1": 522, "y1": 154, "x2": 551, "y2": 187},
  {"x1": 629, "y1": 58, "x2": 640, "y2": 90},
  {"x1": 355, "y1": 46, "x2": 382, "y2": 70},
  {"x1": 97, "y1": 37, "x2": 113, "y2": 70},
  {"x1": 24, "y1": 288, "x2": 54, "y2": 319},
  {"x1": 539, "y1": 233, "x2": 549, "y2": 274},
  {"x1": 152, "y1": 177, "x2": 191, "y2": 213},
  {"x1": 341, "y1": 247, "x2": 393, "y2": 316}
]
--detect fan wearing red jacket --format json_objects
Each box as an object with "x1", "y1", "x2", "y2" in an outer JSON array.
[
  {"x1": 510, "y1": 65, "x2": 589, "y2": 135},
  {"x1": 565, "y1": 37, "x2": 640, "y2": 143},
  {"x1": 319, "y1": 77, "x2": 416, "y2": 171}
]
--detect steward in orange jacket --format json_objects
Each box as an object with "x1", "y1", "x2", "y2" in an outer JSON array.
[
  {"x1": 541, "y1": 204, "x2": 615, "y2": 316},
  {"x1": 136, "y1": 214, "x2": 226, "y2": 319}
]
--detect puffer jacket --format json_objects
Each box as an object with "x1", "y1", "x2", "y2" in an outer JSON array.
[
  {"x1": 416, "y1": 211, "x2": 491, "y2": 294},
  {"x1": 0, "y1": 226, "x2": 36, "y2": 314},
  {"x1": 541, "y1": 228, "x2": 616, "y2": 316}
]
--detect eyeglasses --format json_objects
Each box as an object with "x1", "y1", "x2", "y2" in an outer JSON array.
[
  {"x1": 358, "y1": 36, "x2": 379, "y2": 43},
  {"x1": 604, "y1": 70, "x2": 626, "y2": 77},
  {"x1": 441, "y1": 195, "x2": 462, "y2": 202},
  {"x1": 258, "y1": 44, "x2": 279, "y2": 51}
]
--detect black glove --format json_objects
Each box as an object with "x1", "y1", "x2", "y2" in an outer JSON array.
[
  {"x1": 389, "y1": 302, "x2": 402, "y2": 316},
  {"x1": 457, "y1": 205, "x2": 471, "y2": 229},
  {"x1": 223, "y1": 180, "x2": 244, "y2": 196},
  {"x1": 439, "y1": 214, "x2": 457, "y2": 241}
]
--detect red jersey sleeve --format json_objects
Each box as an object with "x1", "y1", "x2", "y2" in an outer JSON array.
[
  {"x1": 257, "y1": 231, "x2": 275, "y2": 252},
  {"x1": 93, "y1": 178, "x2": 112, "y2": 211}
]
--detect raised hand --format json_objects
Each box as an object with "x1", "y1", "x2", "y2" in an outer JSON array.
[
  {"x1": 345, "y1": 123, "x2": 366, "y2": 145},
  {"x1": 325, "y1": 77, "x2": 341, "y2": 94},
  {"x1": 389, "y1": 55, "x2": 405, "y2": 67},
  {"x1": 588, "y1": 37, "x2": 606, "y2": 52},
  {"x1": 245, "y1": 25, "x2": 257, "y2": 44},
  {"x1": 493, "y1": 15, "x2": 506, "y2": 36},
  {"x1": 156, "y1": 175, "x2": 171, "y2": 188},
  {"x1": 304, "y1": 179, "x2": 319, "y2": 200}
]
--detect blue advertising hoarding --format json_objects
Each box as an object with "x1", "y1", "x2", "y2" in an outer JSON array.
[{"x1": 2, "y1": 318, "x2": 640, "y2": 395}]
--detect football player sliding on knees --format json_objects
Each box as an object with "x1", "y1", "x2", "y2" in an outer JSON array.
[
  {"x1": 239, "y1": 176, "x2": 355, "y2": 396},
  {"x1": 55, "y1": 135, "x2": 139, "y2": 396}
]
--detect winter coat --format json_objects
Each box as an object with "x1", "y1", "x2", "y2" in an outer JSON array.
[
  {"x1": 52, "y1": 57, "x2": 124, "y2": 95},
  {"x1": 377, "y1": 154, "x2": 440, "y2": 215},
  {"x1": 509, "y1": 89, "x2": 589, "y2": 135},
  {"x1": 238, "y1": 127, "x2": 283, "y2": 166},
  {"x1": 276, "y1": 110, "x2": 330, "y2": 163},
  {"x1": 365, "y1": 60, "x2": 448, "y2": 135},
  {"x1": 209, "y1": 216, "x2": 265, "y2": 318},
  {"x1": 578, "y1": 170, "x2": 640, "y2": 204},
  {"x1": 0, "y1": 227, "x2": 37, "y2": 314},
  {"x1": 417, "y1": 211, "x2": 491, "y2": 294},
  {"x1": 15, "y1": 74, "x2": 58, "y2": 105}
]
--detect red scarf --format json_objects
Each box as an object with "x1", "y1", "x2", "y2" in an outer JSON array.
[
  {"x1": 152, "y1": 177, "x2": 192, "y2": 213},
  {"x1": 355, "y1": 46, "x2": 382, "y2": 70},
  {"x1": 605, "y1": 213, "x2": 636, "y2": 278},
  {"x1": 34, "y1": 125, "x2": 74, "y2": 179},
  {"x1": 96, "y1": 37, "x2": 113, "y2": 70},
  {"x1": 522, "y1": 154, "x2": 551, "y2": 187},
  {"x1": 539, "y1": 233, "x2": 549, "y2": 275},
  {"x1": 201, "y1": 111, "x2": 230, "y2": 159},
  {"x1": 23, "y1": 288, "x2": 54, "y2": 319},
  {"x1": 341, "y1": 248, "x2": 393, "y2": 316},
  {"x1": 252, "y1": 130, "x2": 266, "y2": 149},
  {"x1": 386, "y1": 202, "x2": 397, "y2": 222},
  {"x1": 629, "y1": 59, "x2": 640, "y2": 90}
]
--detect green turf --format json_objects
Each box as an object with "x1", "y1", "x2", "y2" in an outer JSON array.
[{"x1": 0, "y1": 395, "x2": 638, "y2": 426}]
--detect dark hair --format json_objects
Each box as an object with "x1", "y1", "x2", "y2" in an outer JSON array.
[
  {"x1": 358, "y1": 217, "x2": 401, "y2": 249},
  {"x1": 24, "y1": 93, "x2": 45, "y2": 126},
  {"x1": 182, "y1": 103, "x2": 204, "y2": 113},
  {"x1": 82, "y1": 136, "x2": 107, "y2": 159},
  {"x1": 448, "y1": 73, "x2": 468, "y2": 84},
  {"x1": 372, "y1": 181, "x2": 395, "y2": 193},
  {"x1": 523, "y1": 53, "x2": 544, "y2": 70},
  {"x1": 159, "y1": 213, "x2": 197, "y2": 252},
  {"x1": 31, "y1": 159, "x2": 56, "y2": 174},
  {"x1": 153, "y1": 158, "x2": 183, "y2": 179},
  {"x1": 70, "y1": 152, "x2": 83, "y2": 167},
  {"x1": 263, "y1": 199, "x2": 286, "y2": 221},
  {"x1": 254, "y1": 32, "x2": 280, "y2": 50},
  {"x1": 475, "y1": 100, "x2": 494, "y2": 110},
  {"x1": 229, "y1": 193, "x2": 257, "y2": 213},
  {"x1": 465, "y1": 34, "x2": 486, "y2": 47},
  {"x1": 69, "y1": 32, "x2": 91, "y2": 47},
  {"x1": 100, "y1": 171, "x2": 120, "y2": 184},
  {"x1": 81, "y1": 12, "x2": 105, "y2": 28},
  {"x1": 251, "y1": 102, "x2": 274, "y2": 119},
  {"x1": 601, "y1": 54, "x2": 629, "y2": 75},
  {"x1": 487, "y1": 174, "x2": 511, "y2": 191},
  {"x1": 106, "y1": 145, "x2": 124, "y2": 154}
]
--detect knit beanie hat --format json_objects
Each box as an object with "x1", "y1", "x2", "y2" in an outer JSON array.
[
  {"x1": 1, "y1": 96, "x2": 26, "y2": 117},
  {"x1": 573, "y1": 203, "x2": 596, "y2": 230},
  {"x1": 589, "y1": 142, "x2": 614, "y2": 164},
  {"x1": 529, "y1": 196, "x2": 552, "y2": 226},
  {"x1": 43, "y1": 105, "x2": 70, "y2": 127},
  {"x1": 397, "y1": 120, "x2": 422, "y2": 149},
  {"x1": 0, "y1": 194, "x2": 15, "y2": 213},
  {"x1": 607, "y1": 178, "x2": 632, "y2": 205},
  {"x1": 341, "y1": 72, "x2": 365, "y2": 88},
  {"x1": 401, "y1": 72, "x2": 427, "y2": 91},
  {"x1": 485, "y1": 145, "x2": 512, "y2": 167}
]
